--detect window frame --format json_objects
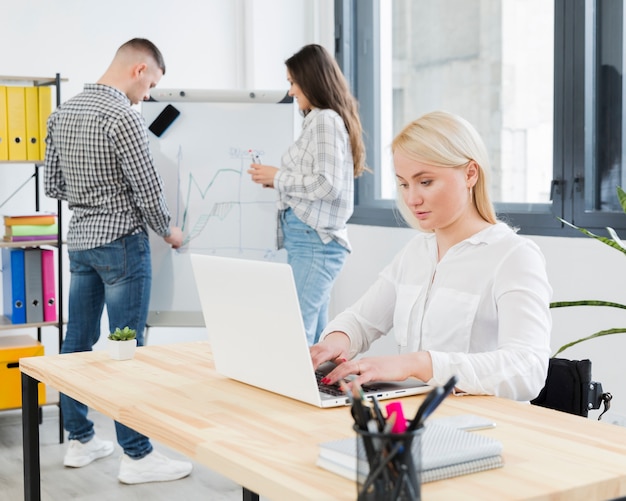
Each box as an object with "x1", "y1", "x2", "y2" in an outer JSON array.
[{"x1": 335, "y1": 0, "x2": 626, "y2": 237}]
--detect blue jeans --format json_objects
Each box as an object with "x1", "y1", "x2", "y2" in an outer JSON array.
[
  {"x1": 281, "y1": 209, "x2": 349, "y2": 345},
  {"x1": 60, "y1": 231, "x2": 153, "y2": 459}
]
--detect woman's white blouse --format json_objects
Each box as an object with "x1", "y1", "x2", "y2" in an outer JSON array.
[{"x1": 321, "y1": 223, "x2": 553, "y2": 401}]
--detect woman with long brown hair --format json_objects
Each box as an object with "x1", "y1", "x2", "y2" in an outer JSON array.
[{"x1": 248, "y1": 43, "x2": 366, "y2": 345}]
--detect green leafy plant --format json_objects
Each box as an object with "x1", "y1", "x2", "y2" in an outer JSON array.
[
  {"x1": 551, "y1": 186, "x2": 626, "y2": 356},
  {"x1": 107, "y1": 326, "x2": 137, "y2": 341}
]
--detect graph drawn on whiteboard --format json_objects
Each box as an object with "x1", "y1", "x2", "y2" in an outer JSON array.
[
  {"x1": 142, "y1": 95, "x2": 297, "y2": 314},
  {"x1": 176, "y1": 144, "x2": 276, "y2": 255}
]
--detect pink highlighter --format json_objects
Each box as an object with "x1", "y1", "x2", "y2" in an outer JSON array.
[{"x1": 385, "y1": 401, "x2": 408, "y2": 433}]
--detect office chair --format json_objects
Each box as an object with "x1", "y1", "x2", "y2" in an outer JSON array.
[{"x1": 531, "y1": 357, "x2": 612, "y2": 419}]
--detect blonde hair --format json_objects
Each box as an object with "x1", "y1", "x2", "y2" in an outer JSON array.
[{"x1": 391, "y1": 111, "x2": 497, "y2": 229}]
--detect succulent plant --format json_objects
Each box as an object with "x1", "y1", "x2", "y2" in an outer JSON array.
[{"x1": 107, "y1": 326, "x2": 137, "y2": 341}]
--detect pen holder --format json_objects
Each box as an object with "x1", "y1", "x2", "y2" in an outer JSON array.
[{"x1": 354, "y1": 424, "x2": 423, "y2": 501}]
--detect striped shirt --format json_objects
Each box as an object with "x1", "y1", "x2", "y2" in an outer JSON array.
[
  {"x1": 44, "y1": 84, "x2": 171, "y2": 251},
  {"x1": 274, "y1": 108, "x2": 354, "y2": 251}
]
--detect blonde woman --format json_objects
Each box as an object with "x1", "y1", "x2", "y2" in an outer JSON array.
[{"x1": 311, "y1": 111, "x2": 552, "y2": 401}]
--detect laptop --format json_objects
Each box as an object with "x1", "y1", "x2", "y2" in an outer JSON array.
[{"x1": 189, "y1": 254, "x2": 431, "y2": 408}]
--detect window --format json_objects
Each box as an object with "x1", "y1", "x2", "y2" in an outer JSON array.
[{"x1": 336, "y1": 0, "x2": 626, "y2": 236}]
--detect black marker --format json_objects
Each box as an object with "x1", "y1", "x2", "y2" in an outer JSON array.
[
  {"x1": 408, "y1": 375, "x2": 458, "y2": 431},
  {"x1": 249, "y1": 150, "x2": 261, "y2": 164}
]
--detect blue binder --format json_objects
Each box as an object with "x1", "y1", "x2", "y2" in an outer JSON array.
[{"x1": 1, "y1": 248, "x2": 26, "y2": 324}]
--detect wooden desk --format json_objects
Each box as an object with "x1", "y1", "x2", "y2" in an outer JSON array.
[{"x1": 20, "y1": 342, "x2": 626, "y2": 501}]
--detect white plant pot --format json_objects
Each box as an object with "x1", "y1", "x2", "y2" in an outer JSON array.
[{"x1": 107, "y1": 339, "x2": 137, "y2": 360}]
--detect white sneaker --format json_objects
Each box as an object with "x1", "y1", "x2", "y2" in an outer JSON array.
[
  {"x1": 117, "y1": 450, "x2": 193, "y2": 484},
  {"x1": 64, "y1": 435, "x2": 115, "y2": 467}
]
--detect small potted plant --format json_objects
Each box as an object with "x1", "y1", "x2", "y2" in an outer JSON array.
[{"x1": 107, "y1": 326, "x2": 137, "y2": 360}]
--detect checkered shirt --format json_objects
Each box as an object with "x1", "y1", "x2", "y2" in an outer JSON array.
[
  {"x1": 274, "y1": 108, "x2": 354, "y2": 251},
  {"x1": 43, "y1": 84, "x2": 171, "y2": 251}
]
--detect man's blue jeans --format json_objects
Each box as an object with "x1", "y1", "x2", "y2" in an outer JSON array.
[
  {"x1": 281, "y1": 209, "x2": 349, "y2": 346},
  {"x1": 60, "y1": 231, "x2": 153, "y2": 459}
]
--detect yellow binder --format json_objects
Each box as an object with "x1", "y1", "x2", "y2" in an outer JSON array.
[
  {"x1": 6, "y1": 86, "x2": 26, "y2": 161},
  {"x1": 24, "y1": 86, "x2": 40, "y2": 161},
  {"x1": 38, "y1": 86, "x2": 52, "y2": 161},
  {"x1": 0, "y1": 86, "x2": 7, "y2": 161}
]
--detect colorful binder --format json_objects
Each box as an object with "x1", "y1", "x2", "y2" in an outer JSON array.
[
  {"x1": 24, "y1": 86, "x2": 40, "y2": 161},
  {"x1": 4, "y1": 213, "x2": 57, "y2": 226},
  {"x1": 23, "y1": 248, "x2": 43, "y2": 323},
  {"x1": 5, "y1": 223, "x2": 58, "y2": 237},
  {"x1": 38, "y1": 86, "x2": 51, "y2": 161},
  {"x1": 1, "y1": 248, "x2": 26, "y2": 324},
  {"x1": 41, "y1": 249, "x2": 57, "y2": 322},
  {"x1": 3, "y1": 235, "x2": 57, "y2": 243},
  {"x1": 0, "y1": 86, "x2": 7, "y2": 161},
  {"x1": 6, "y1": 86, "x2": 26, "y2": 161}
]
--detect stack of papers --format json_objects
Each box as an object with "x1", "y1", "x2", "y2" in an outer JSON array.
[{"x1": 317, "y1": 420, "x2": 503, "y2": 483}]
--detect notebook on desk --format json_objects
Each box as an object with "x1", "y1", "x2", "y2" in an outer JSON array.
[
  {"x1": 317, "y1": 419, "x2": 504, "y2": 483},
  {"x1": 189, "y1": 254, "x2": 430, "y2": 408}
]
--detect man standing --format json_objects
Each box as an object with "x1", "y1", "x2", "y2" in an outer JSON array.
[{"x1": 44, "y1": 38, "x2": 190, "y2": 484}]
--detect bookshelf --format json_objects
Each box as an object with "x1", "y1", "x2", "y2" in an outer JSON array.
[{"x1": 0, "y1": 74, "x2": 65, "y2": 440}]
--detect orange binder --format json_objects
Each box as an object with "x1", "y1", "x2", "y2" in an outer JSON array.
[
  {"x1": 38, "y1": 86, "x2": 51, "y2": 161},
  {"x1": 0, "y1": 86, "x2": 7, "y2": 160},
  {"x1": 6, "y1": 86, "x2": 26, "y2": 161},
  {"x1": 4, "y1": 214, "x2": 57, "y2": 226},
  {"x1": 24, "y1": 86, "x2": 40, "y2": 161}
]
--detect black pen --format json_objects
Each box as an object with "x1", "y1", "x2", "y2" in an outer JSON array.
[
  {"x1": 340, "y1": 379, "x2": 369, "y2": 430},
  {"x1": 350, "y1": 381, "x2": 380, "y2": 478},
  {"x1": 367, "y1": 395, "x2": 386, "y2": 430},
  {"x1": 407, "y1": 386, "x2": 443, "y2": 432},
  {"x1": 351, "y1": 381, "x2": 370, "y2": 430},
  {"x1": 407, "y1": 375, "x2": 458, "y2": 431}
]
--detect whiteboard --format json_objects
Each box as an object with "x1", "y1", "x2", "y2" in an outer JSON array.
[{"x1": 142, "y1": 91, "x2": 298, "y2": 320}]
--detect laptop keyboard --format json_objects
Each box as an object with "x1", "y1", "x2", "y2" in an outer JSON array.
[
  {"x1": 315, "y1": 370, "x2": 345, "y2": 396},
  {"x1": 315, "y1": 370, "x2": 385, "y2": 396}
]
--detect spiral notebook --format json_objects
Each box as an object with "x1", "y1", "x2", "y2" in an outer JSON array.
[{"x1": 317, "y1": 419, "x2": 504, "y2": 483}]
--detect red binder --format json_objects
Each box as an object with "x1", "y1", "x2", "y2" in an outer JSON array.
[{"x1": 41, "y1": 249, "x2": 57, "y2": 322}]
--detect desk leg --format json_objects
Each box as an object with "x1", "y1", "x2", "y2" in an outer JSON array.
[
  {"x1": 22, "y1": 372, "x2": 41, "y2": 501},
  {"x1": 242, "y1": 487, "x2": 260, "y2": 501}
]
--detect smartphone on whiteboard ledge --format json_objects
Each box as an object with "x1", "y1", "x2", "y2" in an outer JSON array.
[{"x1": 148, "y1": 104, "x2": 181, "y2": 137}]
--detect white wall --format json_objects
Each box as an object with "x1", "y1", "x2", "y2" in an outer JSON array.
[
  {"x1": 1, "y1": 0, "x2": 334, "y2": 97},
  {"x1": 2, "y1": 0, "x2": 625, "y2": 422},
  {"x1": 0, "y1": 2, "x2": 332, "y2": 347}
]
